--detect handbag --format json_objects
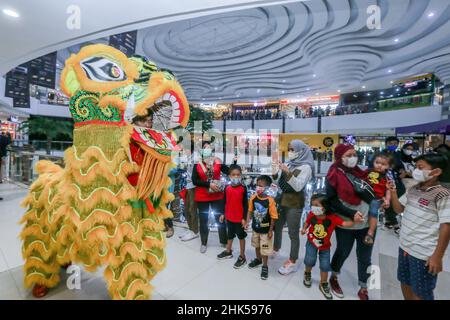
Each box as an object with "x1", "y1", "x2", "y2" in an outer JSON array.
[{"x1": 341, "y1": 169, "x2": 376, "y2": 204}]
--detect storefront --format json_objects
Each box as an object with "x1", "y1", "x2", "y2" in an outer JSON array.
[
  {"x1": 280, "y1": 95, "x2": 340, "y2": 118},
  {"x1": 0, "y1": 100, "x2": 29, "y2": 140}
]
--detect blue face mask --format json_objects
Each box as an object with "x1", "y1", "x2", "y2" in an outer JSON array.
[
  {"x1": 387, "y1": 145, "x2": 397, "y2": 152},
  {"x1": 230, "y1": 177, "x2": 241, "y2": 186}
]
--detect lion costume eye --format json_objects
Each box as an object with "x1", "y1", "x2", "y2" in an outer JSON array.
[{"x1": 80, "y1": 56, "x2": 126, "y2": 82}]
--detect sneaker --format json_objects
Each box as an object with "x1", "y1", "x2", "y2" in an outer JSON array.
[
  {"x1": 278, "y1": 260, "x2": 297, "y2": 275},
  {"x1": 329, "y1": 276, "x2": 344, "y2": 298},
  {"x1": 319, "y1": 282, "x2": 333, "y2": 300},
  {"x1": 303, "y1": 271, "x2": 312, "y2": 288},
  {"x1": 178, "y1": 230, "x2": 190, "y2": 239},
  {"x1": 357, "y1": 287, "x2": 369, "y2": 300},
  {"x1": 248, "y1": 258, "x2": 262, "y2": 269},
  {"x1": 181, "y1": 231, "x2": 199, "y2": 241},
  {"x1": 393, "y1": 226, "x2": 400, "y2": 236},
  {"x1": 233, "y1": 256, "x2": 247, "y2": 269},
  {"x1": 200, "y1": 245, "x2": 207, "y2": 254},
  {"x1": 261, "y1": 266, "x2": 269, "y2": 280},
  {"x1": 217, "y1": 250, "x2": 233, "y2": 260}
]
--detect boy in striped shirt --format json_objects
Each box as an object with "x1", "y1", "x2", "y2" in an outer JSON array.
[{"x1": 389, "y1": 153, "x2": 450, "y2": 300}]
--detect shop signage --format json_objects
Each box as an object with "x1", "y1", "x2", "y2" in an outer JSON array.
[
  {"x1": 27, "y1": 52, "x2": 57, "y2": 89},
  {"x1": 5, "y1": 65, "x2": 30, "y2": 108}
]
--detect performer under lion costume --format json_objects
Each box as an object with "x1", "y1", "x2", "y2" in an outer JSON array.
[{"x1": 19, "y1": 44, "x2": 190, "y2": 300}]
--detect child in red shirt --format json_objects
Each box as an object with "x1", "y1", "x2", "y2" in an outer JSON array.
[
  {"x1": 217, "y1": 165, "x2": 249, "y2": 269},
  {"x1": 365, "y1": 153, "x2": 392, "y2": 245},
  {"x1": 301, "y1": 193, "x2": 354, "y2": 299}
]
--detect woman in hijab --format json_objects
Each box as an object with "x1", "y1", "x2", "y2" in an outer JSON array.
[
  {"x1": 273, "y1": 139, "x2": 315, "y2": 275},
  {"x1": 325, "y1": 143, "x2": 372, "y2": 300}
]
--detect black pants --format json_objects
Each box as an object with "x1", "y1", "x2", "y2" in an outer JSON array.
[
  {"x1": 164, "y1": 218, "x2": 173, "y2": 229},
  {"x1": 197, "y1": 200, "x2": 227, "y2": 246},
  {"x1": 330, "y1": 227, "x2": 375, "y2": 288}
]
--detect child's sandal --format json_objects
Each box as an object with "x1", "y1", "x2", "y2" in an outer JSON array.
[{"x1": 364, "y1": 234, "x2": 374, "y2": 246}]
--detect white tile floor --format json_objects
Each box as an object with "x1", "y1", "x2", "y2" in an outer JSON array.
[{"x1": 0, "y1": 182, "x2": 448, "y2": 300}]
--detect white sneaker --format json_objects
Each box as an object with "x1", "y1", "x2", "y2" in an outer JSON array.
[
  {"x1": 200, "y1": 245, "x2": 207, "y2": 254},
  {"x1": 278, "y1": 260, "x2": 297, "y2": 275},
  {"x1": 178, "y1": 229, "x2": 191, "y2": 239},
  {"x1": 181, "y1": 231, "x2": 199, "y2": 241}
]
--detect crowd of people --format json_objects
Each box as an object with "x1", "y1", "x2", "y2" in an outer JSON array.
[
  {"x1": 218, "y1": 103, "x2": 380, "y2": 121},
  {"x1": 173, "y1": 133, "x2": 450, "y2": 300}
]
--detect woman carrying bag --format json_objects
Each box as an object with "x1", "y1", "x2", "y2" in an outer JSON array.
[{"x1": 325, "y1": 143, "x2": 373, "y2": 300}]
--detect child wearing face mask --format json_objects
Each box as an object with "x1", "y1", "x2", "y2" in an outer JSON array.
[
  {"x1": 217, "y1": 165, "x2": 249, "y2": 269},
  {"x1": 247, "y1": 175, "x2": 278, "y2": 280},
  {"x1": 389, "y1": 153, "x2": 450, "y2": 300},
  {"x1": 364, "y1": 153, "x2": 392, "y2": 246},
  {"x1": 301, "y1": 194, "x2": 354, "y2": 299}
]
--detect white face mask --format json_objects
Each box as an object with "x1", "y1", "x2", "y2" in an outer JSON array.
[
  {"x1": 412, "y1": 169, "x2": 433, "y2": 182},
  {"x1": 343, "y1": 156, "x2": 358, "y2": 168},
  {"x1": 288, "y1": 151, "x2": 299, "y2": 161},
  {"x1": 311, "y1": 206, "x2": 324, "y2": 216},
  {"x1": 403, "y1": 149, "x2": 413, "y2": 156}
]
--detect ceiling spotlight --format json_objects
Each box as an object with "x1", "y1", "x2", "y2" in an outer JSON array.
[
  {"x1": 362, "y1": 85, "x2": 366, "y2": 89},
  {"x1": 428, "y1": 12, "x2": 435, "y2": 17},
  {"x1": 390, "y1": 80, "x2": 394, "y2": 84},
  {"x1": 214, "y1": 87, "x2": 218, "y2": 90},
  {"x1": 367, "y1": 93, "x2": 371, "y2": 96},
  {"x1": 257, "y1": 89, "x2": 261, "y2": 93},
  {"x1": 282, "y1": 79, "x2": 286, "y2": 83},
  {"x1": 394, "y1": 38, "x2": 399, "y2": 43},
  {"x1": 337, "y1": 89, "x2": 341, "y2": 93},
  {"x1": 353, "y1": 95, "x2": 358, "y2": 98},
  {"x1": 307, "y1": 88, "x2": 310, "y2": 91},
  {"x1": 2, "y1": 8, "x2": 19, "y2": 18},
  {"x1": 396, "y1": 88, "x2": 400, "y2": 92},
  {"x1": 388, "y1": 69, "x2": 392, "y2": 73},
  {"x1": 313, "y1": 74, "x2": 316, "y2": 78},
  {"x1": 380, "y1": 91, "x2": 384, "y2": 94},
  {"x1": 281, "y1": 90, "x2": 285, "y2": 94}
]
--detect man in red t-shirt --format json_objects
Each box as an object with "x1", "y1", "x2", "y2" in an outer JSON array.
[
  {"x1": 217, "y1": 164, "x2": 249, "y2": 269},
  {"x1": 301, "y1": 194, "x2": 354, "y2": 299}
]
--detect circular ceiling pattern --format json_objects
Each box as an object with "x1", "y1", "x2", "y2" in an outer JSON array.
[{"x1": 138, "y1": 0, "x2": 450, "y2": 103}]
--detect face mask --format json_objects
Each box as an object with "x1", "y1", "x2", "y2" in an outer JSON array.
[
  {"x1": 230, "y1": 177, "x2": 241, "y2": 186},
  {"x1": 201, "y1": 148, "x2": 212, "y2": 158},
  {"x1": 387, "y1": 145, "x2": 397, "y2": 152},
  {"x1": 343, "y1": 156, "x2": 358, "y2": 168},
  {"x1": 311, "y1": 206, "x2": 324, "y2": 216},
  {"x1": 403, "y1": 149, "x2": 413, "y2": 156},
  {"x1": 256, "y1": 186, "x2": 268, "y2": 196},
  {"x1": 412, "y1": 169, "x2": 433, "y2": 182},
  {"x1": 288, "y1": 151, "x2": 299, "y2": 161}
]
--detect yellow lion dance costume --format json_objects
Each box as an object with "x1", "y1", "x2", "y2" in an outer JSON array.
[{"x1": 19, "y1": 44, "x2": 190, "y2": 300}]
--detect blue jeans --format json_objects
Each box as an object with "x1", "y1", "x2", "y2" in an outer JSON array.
[
  {"x1": 303, "y1": 241, "x2": 331, "y2": 272},
  {"x1": 369, "y1": 199, "x2": 382, "y2": 218}
]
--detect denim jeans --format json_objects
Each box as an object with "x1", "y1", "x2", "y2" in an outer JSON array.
[
  {"x1": 303, "y1": 241, "x2": 331, "y2": 272},
  {"x1": 330, "y1": 227, "x2": 375, "y2": 288},
  {"x1": 369, "y1": 199, "x2": 382, "y2": 219}
]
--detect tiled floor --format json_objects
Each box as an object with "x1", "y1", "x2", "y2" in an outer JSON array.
[{"x1": 0, "y1": 182, "x2": 448, "y2": 300}]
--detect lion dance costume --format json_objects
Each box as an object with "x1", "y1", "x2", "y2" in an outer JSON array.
[{"x1": 19, "y1": 44, "x2": 190, "y2": 299}]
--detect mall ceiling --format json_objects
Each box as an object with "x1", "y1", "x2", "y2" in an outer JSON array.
[
  {"x1": 135, "y1": 0, "x2": 450, "y2": 102},
  {"x1": 2, "y1": 0, "x2": 450, "y2": 104}
]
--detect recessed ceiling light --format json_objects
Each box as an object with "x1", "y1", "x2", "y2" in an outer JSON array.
[
  {"x1": 307, "y1": 88, "x2": 310, "y2": 91},
  {"x1": 388, "y1": 69, "x2": 392, "y2": 73},
  {"x1": 396, "y1": 88, "x2": 400, "y2": 92},
  {"x1": 315, "y1": 93, "x2": 319, "y2": 95},
  {"x1": 394, "y1": 38, "x2": 399, "y2": 43},
  {"x1": 214, "y1": 87, "x2": 218, "y2": 90},
  {"x1": 282, "y1": 79, "x2": 286, "y2": 83},
  {"x1": 313, "y1": 74, "x2": 316, "y2": 78},
  {"x1": 428, "y1": 12, "x2": 435, "y2": 17},
  {"x1": 257, "y1": 89, "x2": 261, "y2": 93},
  {"x1": 380, "y1": 91, "x2": 384, "y2": 94},
  {"x1": 281, "y1": 90, "x2": 285, "y2": 94},
  {"x1": 3, "y1": 8, "x2": 19, "y2": 18},
  {"x1": 390, "y1": 80, "x2": 394, "y2": 84},
  {"x1": 362, "y1": 85, "x2": 366, "y2": 89},
  {"x1": 337, "y1": 90, "x2": 341, "y2": 93},
  {"x1": 367, "y1": 93, "x2": 371, "y2": 96}
]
